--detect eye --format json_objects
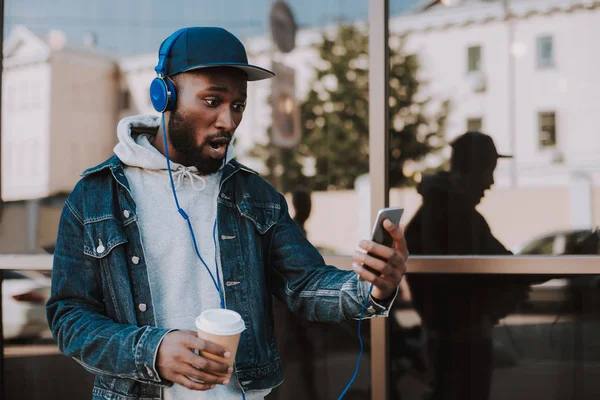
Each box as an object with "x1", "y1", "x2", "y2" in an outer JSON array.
[
  {"x1": 233, "y1": 102, "x2": 246, "y2": 112},
  {"x1": 205, "y1": 98, "x2": 220, "y2": 107}
]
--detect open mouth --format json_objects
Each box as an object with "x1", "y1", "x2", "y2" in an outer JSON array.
[{"x1": 207, "y1": 137, "x2": 231, "y2": 159}]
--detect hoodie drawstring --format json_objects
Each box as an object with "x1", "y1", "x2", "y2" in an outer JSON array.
[{"x1": 172, "y1": 166, "x2": 207, "y2": 191}]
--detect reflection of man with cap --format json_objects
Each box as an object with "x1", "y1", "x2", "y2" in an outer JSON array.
[
  {"x1": 47, "y1": 27, "x2": 409, "y2": 400},
  {"x1": 402, "y1": 131, "x2": 528, "y2": 400},
  {"x1": 449, "y1": 131, "x2": 512, "y2": 208},
  {"x1": 405, "y1": 131, "x2": 513, "y2": 255}
]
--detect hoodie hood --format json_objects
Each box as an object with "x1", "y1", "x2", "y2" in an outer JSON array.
[{"x1": 113, "y1": 115, "x2": 236, "y2": 173}]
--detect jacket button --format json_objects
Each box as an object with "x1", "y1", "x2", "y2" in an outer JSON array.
[
  {"x1": 96, "y1": 244, "x2": 105, "y2": 253},
  {"x1": 131, "y1": 256, "x2": 140, "y2": 265},
  {"x1": 123, "y1": 210, "x2": 131, "y2": 218},
  {"x1": 139, "y1": 303, "x2": 147, "y2": 312}
]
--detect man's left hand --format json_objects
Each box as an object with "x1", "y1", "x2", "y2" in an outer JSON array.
[{"x1": 352, "y1": 219, "x2": 409, "y2": 302}]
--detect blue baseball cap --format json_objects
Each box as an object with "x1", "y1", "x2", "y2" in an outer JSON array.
[{"x1": 160, "y1": 27, "x2": 275, "y2": 81}]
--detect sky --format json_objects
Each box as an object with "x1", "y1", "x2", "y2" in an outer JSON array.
[{"x1": 5, "y1": 0, "x2": 421, "y2": 55}]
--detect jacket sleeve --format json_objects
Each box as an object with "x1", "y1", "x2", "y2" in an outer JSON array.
[
  {"x1": 265, "y1": 192, "x2": 396, "y2": 323},
  {"x1": 46, "y1": 195, "x2": 173, "y2": 386}
]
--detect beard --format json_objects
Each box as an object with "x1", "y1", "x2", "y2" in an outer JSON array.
[{"x1": 167, "y1": 109, "x2": 231, "y2": 175}]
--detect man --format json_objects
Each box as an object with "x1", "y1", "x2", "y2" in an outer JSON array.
[
  {"x1": 403, "y1": 131, "x2": 529, "y2": 400},
  {"x1": 46, "y1": 27, "x2": 408, "y2": 400}
]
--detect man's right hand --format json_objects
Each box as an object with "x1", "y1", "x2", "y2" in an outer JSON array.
[{"x1": 156, "y1": 330, "x2": 233, "y2": 391}]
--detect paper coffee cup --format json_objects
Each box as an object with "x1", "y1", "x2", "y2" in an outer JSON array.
[{"x1": 195, "y1": 309, "x2": 246, "y2": 369}]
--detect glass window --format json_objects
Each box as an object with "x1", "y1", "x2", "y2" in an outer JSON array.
[
  {"x1": 388, "y1": 1, "x2": 600, "y2": 399},
  {"x1": 538, "y1": 111, "x2": 557, "y2": 148},
  {"x1": 118, "y1": 89, "x2": 131, "y2": 110},
  {"x1": 468, "y1": 45, "x2": 482, "y2": 72},
  {"x1": 537, "y1": 34, "x2": 554, "y2": 69},
  {"x1": 467, "y1": 117, "x2": 483, "y2": 131}
]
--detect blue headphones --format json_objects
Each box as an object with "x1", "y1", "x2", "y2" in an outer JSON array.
[{"x1": 149, "y1": 28, "x2": 188, "y2": 113}]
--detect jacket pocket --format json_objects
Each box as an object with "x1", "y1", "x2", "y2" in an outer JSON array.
[
  {"x1": 83, "y1": 217, "x2": 128, "y2": 258},
  {"x1": 83, "y1": 217, "x2": 129, "y2": 323},
  {"x1": 237, "y1": 197, "x2": 279, "y2": 234}
]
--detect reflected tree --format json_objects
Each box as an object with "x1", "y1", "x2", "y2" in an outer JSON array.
[{"x1": 251, "y1": 24, "x2": 450, "y2": 192}]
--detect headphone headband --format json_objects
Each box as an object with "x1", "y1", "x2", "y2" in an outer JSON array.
[
  {"x1": 155, "y1": 28, "x2": 188, "y2": 76},
  {"x1": 150, "y1": 28, "x2": 188, "y2": 112}
]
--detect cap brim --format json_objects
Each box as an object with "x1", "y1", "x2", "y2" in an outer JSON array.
[
  {"x1": 173, "y1": 62, "x2": 275, "y2": 81},
  {"x1": 497, "y1": 153, "x2": 513, "y2": 158}
]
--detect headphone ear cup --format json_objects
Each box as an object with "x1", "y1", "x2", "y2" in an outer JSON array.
[
  {"x1": 165, "y1": 79, "x2": 177, "y2": 111},
  {"x1": 149, "y1": 77, "x2": 169, "y2": 113}
]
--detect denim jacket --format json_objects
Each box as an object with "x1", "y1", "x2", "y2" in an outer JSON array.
[{"x1": 47, "y1": 155, "x2": 394, "y2": 400}]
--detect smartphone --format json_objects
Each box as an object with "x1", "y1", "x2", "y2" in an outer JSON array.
[{"x1": 364, "y1": 207, "x2": 404, "y2": 276}]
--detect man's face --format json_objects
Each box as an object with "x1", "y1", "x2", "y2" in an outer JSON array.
[
  {"x1": 167, "y1": 67, "x2": 248, "y2": 175},
  {"x1": 470, "y1": 159, "x2": 497, "y2": 204}
]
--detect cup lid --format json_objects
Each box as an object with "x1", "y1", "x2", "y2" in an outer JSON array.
[{"x1": 195, "y1": 309, "x2": 246, "y2": 336}]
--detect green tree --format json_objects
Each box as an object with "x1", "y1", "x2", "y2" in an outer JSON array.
[{"x1": 252, "y1": 24, "x2": 449, "y2": 192}]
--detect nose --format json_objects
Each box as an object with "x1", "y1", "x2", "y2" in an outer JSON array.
[{"x1": 214, "y1": 108, "x2": 237, "y2": 132}]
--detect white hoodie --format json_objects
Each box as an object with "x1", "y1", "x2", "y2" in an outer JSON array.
[{"x1": 114, "y1": 115, "x2": 270, "y2": 400}]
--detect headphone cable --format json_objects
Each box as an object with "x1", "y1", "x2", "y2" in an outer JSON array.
[
  {"x1": 161, "y1": 114, "x2": 225, "y2": 309},
  {"x1": 337, "y1": 283, "x2": 374, "y2": 400}
]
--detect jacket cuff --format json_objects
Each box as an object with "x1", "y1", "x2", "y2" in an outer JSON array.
[
  {"x1": 355, "y1": 278, "x2": 398, "y2": 319},
  {"x1": 135, "y1": 326, "x2": 177, "y2": 385},
  {"x1": 370, "y1": 287, "x2": 399, "y2": 311}
]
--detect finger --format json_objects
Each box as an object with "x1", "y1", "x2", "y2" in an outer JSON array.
[
  {"x1": 388, "y1": 251, "x2": 408, "y2": 276},
  {"x1": 359, "y1": 240, "x2": 394, "y2": 261},
  {"x1": 352, "y1": 262, "x2": 392, "y2": 293},
  {"x1": 187, "y1": 352, "x2": 232, "y2": 376},
  {"x1": 353, "y1": 251, "x2": 396, "y2": 278},
  {"x1": 183, "y1": 331, "x2": 231, "y2": 359},
  {"x1": 383, "y1": 220, "x2": 409, "y2": 261},
  {"x1": 174, "y1": 375, "x2": 216, "y2": 391},
  {"x1": 177, "y1": 364, "x2": 230, "y2": 386}
]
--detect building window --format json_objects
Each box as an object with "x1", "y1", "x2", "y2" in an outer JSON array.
[
  {"x1": 119, "y1": 90, "x2": 131, "y2": 110},
  {"x1": 537, "y1": 35, "x2": 554, "y2": 69},
  {"x1": 538, "y1": 111, "x2": 556, "y2": 148},
  {"x1": 467, "y1": 117, "x2": 483, "y2": 132},
  {"x1": 467, "y1": 45, "x2": 482, "y2": 73}
]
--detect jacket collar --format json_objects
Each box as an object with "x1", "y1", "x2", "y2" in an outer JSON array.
[
  {"x1": 81, "y1": 155, "x2": 122, "y2": 177},
  {"x1": 220, "y1": 159, "x2": 259, "y2": 186}
]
